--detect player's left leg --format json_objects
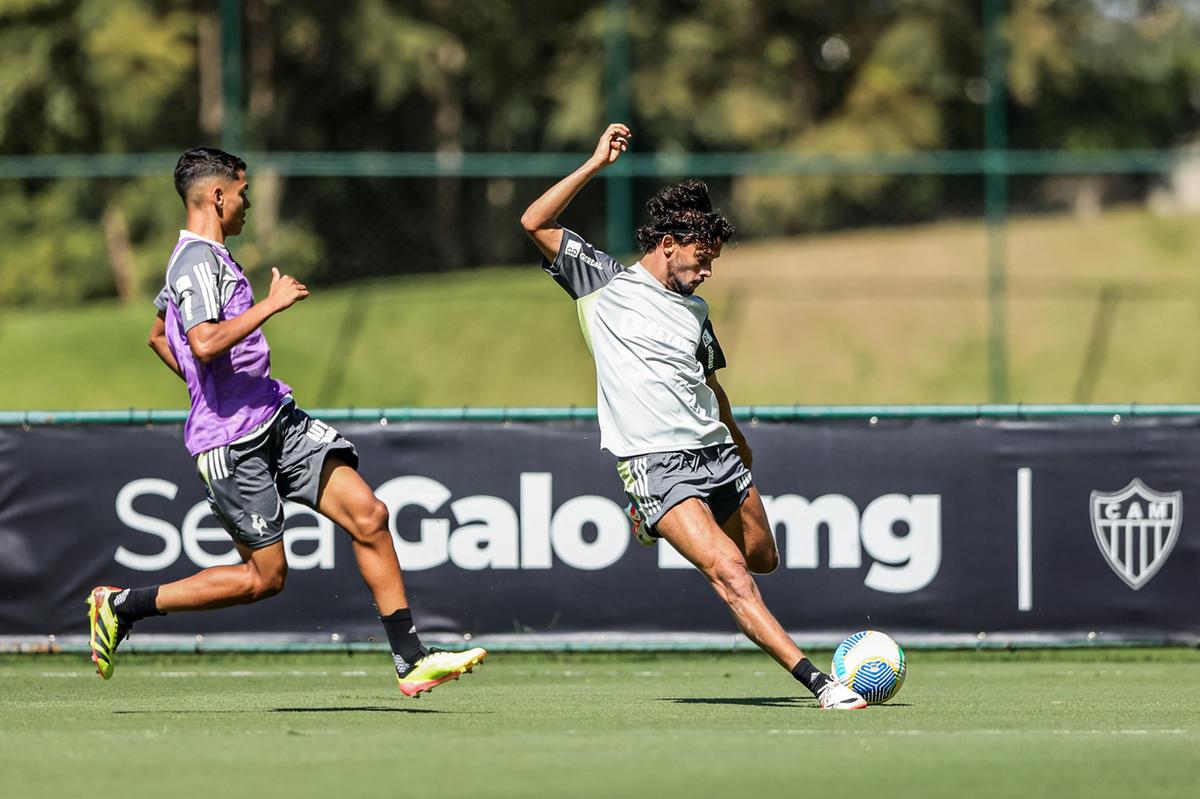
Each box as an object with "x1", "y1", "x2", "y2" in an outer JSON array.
[
  {"x1": 654, "y1": 498, "x2": 802, "y2": 671},
  {"x1": 312, "y1": 455, "x2": 486, "y2": 695},
  {"x1": 654, "y1": 500, "x2": 864, "y2": 709},
  {"x1": 277, "y1": 405, "x2": 484, "y2": 695},
  {"x1": 717, "y1": 486, "x2": 779, "y2": 575},
  {"x1": 312, "y1": 455, "x2": 407, "y2": 614}
]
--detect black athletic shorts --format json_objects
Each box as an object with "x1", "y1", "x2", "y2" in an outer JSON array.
[
  {"x1": 616, "y1": 443, "x2": 753, "y2": 536},
  {"x1": 195, "y1": 400, "x2": 358, "y2": 549}
]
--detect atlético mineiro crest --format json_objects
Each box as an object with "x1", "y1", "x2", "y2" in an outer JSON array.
[{"x1": 1089, "y1": 479, "x2": 1182, "y2": 590}]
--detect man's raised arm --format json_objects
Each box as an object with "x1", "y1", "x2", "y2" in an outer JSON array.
[{"x1": 520, "y1": 123, "x2": 631, "y2": 261}]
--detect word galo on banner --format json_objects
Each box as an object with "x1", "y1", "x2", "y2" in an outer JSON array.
[{"x1": 114, "y1": 473, "x2": 941, "y2": 594}]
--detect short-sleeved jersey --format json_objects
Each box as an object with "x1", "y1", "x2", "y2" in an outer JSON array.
[
  {"x1": 543, "y1": 227, "x2": 732, "y2": 457},
  {"x1": 160, "y1": 231, "x2": 290, "y2": 456}
]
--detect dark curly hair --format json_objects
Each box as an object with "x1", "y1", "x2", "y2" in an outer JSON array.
[
  {"x1": 635, "y1": 179, "x2": 735, "y2": 254},
  {"x1": 174, "y1": 147, "x2": 247, "y2": 206}
]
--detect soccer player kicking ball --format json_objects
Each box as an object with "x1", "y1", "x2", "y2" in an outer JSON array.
[
  {"x1": 87, "y1": 147, "x2": 484, "y2": 697},
  {"x1": 520, "y1": 124, "x2": 866, "y2": 710}
]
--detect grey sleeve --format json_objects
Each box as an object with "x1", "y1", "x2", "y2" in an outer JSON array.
[
  {"x1": 696, "y1": 315, "x2": 728, "y2": 376},
  {"x1": 541, "y1": 227, "x2": 627, "y2": 299},
  {"x1": 152, "y1": 286, "x2": 169, "y2": 313},
  {"x1": 166, "y1": 243, "x2": 224, "y2": 333}
]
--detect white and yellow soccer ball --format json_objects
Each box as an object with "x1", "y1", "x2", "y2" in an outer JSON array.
[{"x1": 831, "y1": 630, "x2": 906, "y2": 704}]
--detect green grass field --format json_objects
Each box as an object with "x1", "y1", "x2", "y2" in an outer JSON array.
[
  {"x1": 3, "y1": 207, "x2": 1200, "y2": 409},
  {"x1": 2, "y1": 649, "x2": 1197, "y2": 798}
]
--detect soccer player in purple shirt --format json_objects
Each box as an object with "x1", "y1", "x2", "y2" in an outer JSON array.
[{"x1": 88, "y1": 147, "x2": 484, "y2": 696}]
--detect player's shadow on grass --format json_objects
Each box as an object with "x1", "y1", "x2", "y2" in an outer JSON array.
[
  {"x1": 662, "y1": 697, "x2": 913, "y2": 709},
  {"x1": 112, "y1": 709, "x2": 249, "y2": 715},
  {"x1": 113, "y1": 706, "x2": 444, "y2": 715},
  {"x1": 273, "y1": 706, "x2": 443, "y2": 714},
  {"x1": 660, "y1": 696, "x2": 812, "y2": 709}
]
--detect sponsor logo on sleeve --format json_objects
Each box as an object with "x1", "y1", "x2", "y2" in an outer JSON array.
[{"x1": 174, "y1": 275, "x2": 195, "y2": 319}]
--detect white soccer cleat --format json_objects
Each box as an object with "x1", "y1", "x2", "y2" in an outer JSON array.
[{"x1": 817, "y1": 679, "x2": 868, "y2": 710}]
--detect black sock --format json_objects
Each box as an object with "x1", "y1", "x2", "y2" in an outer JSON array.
[
  {"x1": 111, "y1": 586, "x2": 163, "y2": 625},
  {"x1": 791, "y1": 657, "x2": 832, "y2": 697},
  {"x1": 380, "y1": 608, "x2": 427, "y2": 676}
]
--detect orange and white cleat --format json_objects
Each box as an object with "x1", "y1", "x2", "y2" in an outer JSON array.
[{"x1": 396, "y1": 647, "x2": 487, "y2": 697}]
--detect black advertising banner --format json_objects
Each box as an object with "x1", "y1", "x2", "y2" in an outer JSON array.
[{"x1": 2, "y1": 416, "x2": 1199, "y2": 642}]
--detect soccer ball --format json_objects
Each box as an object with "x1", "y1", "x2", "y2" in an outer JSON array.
[{"x1": 831, "y1": 630, "x2": 906, "y2": 704}]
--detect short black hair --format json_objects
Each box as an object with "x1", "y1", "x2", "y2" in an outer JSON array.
[
  {"x1": 174, "y1": 147, "x2": 247, "y2": 205},
  {"x1": 635, "y1": 179, "x2": 735, "y2": 254}
]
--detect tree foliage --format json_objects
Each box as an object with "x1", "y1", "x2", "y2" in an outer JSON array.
[{"x1": 2, "y1": 0, "x2": 1199, "y2": 305}]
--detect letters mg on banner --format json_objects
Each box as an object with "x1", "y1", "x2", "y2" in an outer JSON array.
[{"x1": 1, "y1": 417, "x2": 1198, "y2": 640}]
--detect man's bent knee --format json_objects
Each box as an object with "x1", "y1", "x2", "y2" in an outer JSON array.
[
  {"x1": 710, "y1": 559, "x2": 756, "y2": 605},
  {"x1": 256, "y1": 568, "x2": 287, "y2": 599},
  {"x1": 241, "y1": 563, "x2": 287, "y2": 602},
  {"x1": 348, "y1": 499, "x2": 390, "y2": 545},
  {"x1": 747, "y1": 545, "x2": 780, "y2": 575}
]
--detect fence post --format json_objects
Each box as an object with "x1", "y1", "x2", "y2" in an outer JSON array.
[
  {"x1": 984, "y1": 0, "x2": 1009, "y2": 403},
  {"x1": 604, "y1": 0, "x2": 634, "y2": 255},
  {"x1": 219, "y1": 0, "x2": 244, "y2": 154}
]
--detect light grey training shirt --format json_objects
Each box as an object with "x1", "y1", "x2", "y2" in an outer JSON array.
[{"x1": 542, "y1": 228, "x2": 732, "y2": 457}]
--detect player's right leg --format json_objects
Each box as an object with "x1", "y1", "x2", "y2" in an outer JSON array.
[
  {"x1": 86, "y1": 543, "x2": 286, "y2": 679},
  {"x1": 157, "y1": 439, "x2": 292, "y2": 611},
  {"x1": 156, "y1": 541, "x2": 288, "y2": 611},
  {"x1": 86, "y1": 441, "x2": 289, "y2": 679},
  {"x1": 654, "y1": 499, "x2": 866, "y2": 710}
]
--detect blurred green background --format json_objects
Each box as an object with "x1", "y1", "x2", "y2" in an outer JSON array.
[{"x1": 3, "y1": 0, "x2": 1200, "y2": 408}]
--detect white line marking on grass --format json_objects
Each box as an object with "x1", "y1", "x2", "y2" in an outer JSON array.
[
  {"x1": 767, "y1": 729, "x2": 1190, "y2": 737},
  {"x1": 768, "y1": 730, "x2": 928, "y2": 736},
  {"x1": 35, "y1": 669, "x2": 380, "y2": 680}
]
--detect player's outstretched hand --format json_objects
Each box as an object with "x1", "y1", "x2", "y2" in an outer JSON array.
[
  {"x1": 590, "y1": 123, "x2": 631, "y2": 168},
  {"x1": 268, "y1": 266, "x2": 309, "y2": 311}
]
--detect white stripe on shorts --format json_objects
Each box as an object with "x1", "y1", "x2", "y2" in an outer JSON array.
[
  {"x1": 632, "y1": 457, "x2": 646, "y2": 504},
  {"x1": 636, "y1": 458, "x2": 660, "y2": 516},
  {"x1": 205, "y1": 447, "x2": 228, "y2": 481}
]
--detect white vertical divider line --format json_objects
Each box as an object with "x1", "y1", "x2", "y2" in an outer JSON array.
[{"x1": 1017, "y1": 467, "x2": 1033, "y2": 612}]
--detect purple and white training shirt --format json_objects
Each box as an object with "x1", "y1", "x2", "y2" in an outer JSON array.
[{"x1": 154, "y1": 231, "x2": 290, "y2": 456}]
